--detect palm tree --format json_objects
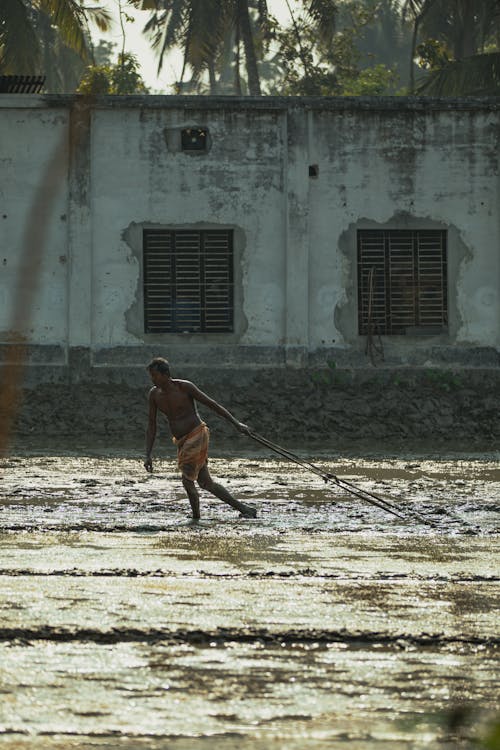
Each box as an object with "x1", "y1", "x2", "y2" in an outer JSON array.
[
  {"x1": 236, "y1": 0, "x2": 262, "y2": 94},
  {"x1": 402, "y1": 0, "x2": 500, "y2": 94},
  {"x1": 37, "y1": 9, "x2": 87, "y2": 91},
  {"x1": 0, "y1": 0, "x2": 111, "y2": 76},
  {"x1": 144, "y1": 0, "x2": 268, "y2": 95},
  {"x1": 271, "y1": 0, "x2": 338, "y2": 95},
  {"x1": 416, "y1": 50, "x2": 500, "y2": 94},
  {"x1": 348, "y1": 0, "x2": 413, "y2": 88}
]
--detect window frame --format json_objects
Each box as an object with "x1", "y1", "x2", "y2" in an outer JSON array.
[
  {"x1": 143, "y1": 228, "x2": 234, "y2": 335},
  {"x1": 357, "y1": 229, "x2": 448, "y2": 336}
]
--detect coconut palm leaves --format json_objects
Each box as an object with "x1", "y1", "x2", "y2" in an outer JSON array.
[
  {"x1": 144, "y1": 0, "x2": 268, "y2": 94},
  {"x1": 0, "y1": 0, "x2": 39, "y2": 73},
  {"x1": 306, "y1": 0, "x2": 337, "y2": 46},
  {"x1": 0, "y1": 0, "x2": 112, "y2": 75},
  {"x1": 403, "y1": 0, "x2": 500, "y2": 94},
  {"x1": 416, "y1": 50, "x2": 500, "y2": 95}
]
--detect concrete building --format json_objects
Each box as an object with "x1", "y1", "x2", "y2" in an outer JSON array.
[{"x1": 1, "y1": 94, "x2": 499, "y2": 384}]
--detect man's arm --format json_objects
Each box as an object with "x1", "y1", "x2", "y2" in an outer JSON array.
[
  {"x1": 184, "y1": 381, "x2": 249, "y2": 434},
  {"x1": 144, "y1": 388, "x2": 158, "y2": 472}
]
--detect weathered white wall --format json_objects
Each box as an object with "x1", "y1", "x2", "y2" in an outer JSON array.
[
  {"x1": 308, "y1": 107, "x2": 500, "y2": 356},
  {"x1": 0, "y1": 95, "x2": 498, "y2": 371},
  {"x1": 0, "y1": 100, "x2": 69, "y2": 351},
  {"x1": 89, "y1": 105, "x2": 285, "y2": 350}
]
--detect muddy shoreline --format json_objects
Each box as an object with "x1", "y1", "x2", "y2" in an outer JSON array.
[{"x1": 1, "y1": 448, "x2": 498, "y2": 748}]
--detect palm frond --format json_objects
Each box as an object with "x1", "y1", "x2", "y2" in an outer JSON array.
[
  {"x1": 38, "y1": 0, "x2": 89, "y2": 59},
  {"x1": 416, "y1": 50, "x2": 500, "y2": 95},
  {"x1": 256, "y1": 0, "x2": 268, "y2": 20},
  {"x1": 155, "y1": 0, "x2": 186, "y2": 72},
  {"x1": 143, "y1": 9, "x2": 165, "y2": 36},
  {"x1": 126, "y1": 0, "x2": 159, "y2": 9},
  {"x1": 401, "y1": 0, "x2": 425, "y2": 22},
  {"x1": 306, "y1": 0, "x2": 337, "y2": 46},
  {"x1": 0, "y1": 0, "x2": 41, "y2": 73},
  {"x1": 401, "y1": 0, "x2": 438, "y2": 24},
  {"x1": 188, "y1": 0, "x2": 226, "y2": 65},
  {"x1": 83, "y1": 6, "x2": 113, "y2": 32}
]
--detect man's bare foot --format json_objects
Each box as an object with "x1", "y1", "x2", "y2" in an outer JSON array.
[{"x1": 239, "y1": 505, "x2": 257, "y2": 518}]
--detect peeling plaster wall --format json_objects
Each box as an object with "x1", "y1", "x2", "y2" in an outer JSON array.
[
  {"x1": 0, "y1": 96, "x2": 499, "y2": 374},
  {"x1": 307, "y1": 107, "x2": 500, "y2": 357},
  {"x1": 0, "y1": 100, "x2": 69, "y2": 350},
  {"x1": 89, "y1": 105, "x2": 285, "y2": 353}
]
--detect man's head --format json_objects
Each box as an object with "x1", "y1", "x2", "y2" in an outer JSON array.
[{"x1": 147, "y1": 357, "x2": 171, "y2": 384}]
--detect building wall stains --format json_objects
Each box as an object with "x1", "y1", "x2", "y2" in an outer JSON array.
[
  {"x1": 0, "y1": 95, "x2": 498, "y2": 378},
  {"x1": 335, "y1": 214, "x2": 472, "y2": 361}
]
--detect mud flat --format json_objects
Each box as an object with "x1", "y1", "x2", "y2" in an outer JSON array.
[{"x1": 0, "y1": 448, "x2": 499, "y2": 749}]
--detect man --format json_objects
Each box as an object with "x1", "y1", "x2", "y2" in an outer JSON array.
[{"x1": 144, "y1": 357, "x2": 257, "y2": 520}]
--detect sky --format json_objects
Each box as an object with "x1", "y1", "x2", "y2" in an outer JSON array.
[{"x1": 91, "y1": 0, "x2": 300, "y2": 92}]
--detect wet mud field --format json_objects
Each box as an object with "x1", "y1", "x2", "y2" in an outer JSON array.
[{"x1": 0, "y1": 443, "x2": 499, "y2": 749}]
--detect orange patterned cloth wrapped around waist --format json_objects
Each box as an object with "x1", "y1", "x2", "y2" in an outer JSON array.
[{"x1": 173, "y1": 422, "x2": 209, "y2": 481}]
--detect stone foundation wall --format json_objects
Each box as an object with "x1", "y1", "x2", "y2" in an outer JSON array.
[{"x1": 8, "y1": 367, "x2": 500, "y2": 449}]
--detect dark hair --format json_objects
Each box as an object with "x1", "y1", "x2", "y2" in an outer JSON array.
[{"x1": 147, "y1": 357, "x2": 170, "y2": 376}]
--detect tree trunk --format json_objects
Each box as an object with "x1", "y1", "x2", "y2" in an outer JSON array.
[
  {"x1": 409, "y1": 14, "x2": 420, "y2": 94},
  {"x1": 237, "y1": 0, "x2": 261, "y2": 95},
  {"x1": 234, "y1": 23, "x2": 242, "y2": 94},
  {"x1": 208, "y1": 61, "x2": 217, "y2": 93},
  {"x1": 409, "y1": 0, "x2": 439, "y2": 94},
  {"x1": 455, "y1": 0, "x2": 476, "y2": 59}
]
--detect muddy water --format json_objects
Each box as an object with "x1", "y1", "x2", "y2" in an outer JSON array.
[{"x1": 0, "y1": 447, "x2": 498, "y2": 749}]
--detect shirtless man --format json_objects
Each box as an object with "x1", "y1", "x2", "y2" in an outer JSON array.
[{"x1": 144, "y1": 357, "x2": 257, "y2": 520}]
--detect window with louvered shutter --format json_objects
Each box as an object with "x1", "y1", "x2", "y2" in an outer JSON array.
[
  {"x1": 143, "y1": 229, "x2": 234, "y2": 333},
  {"x1": 358, "y1": 230, "x2": 447, "y2": 335}
]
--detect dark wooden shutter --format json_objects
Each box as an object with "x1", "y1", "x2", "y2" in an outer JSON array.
[
  {"x1": 174, "y1": 231, "x2": 202, "y2": 332},
  {"x1": 358, "y1": 230, "x2": 447, "y2": 335},
  {"x1": 143, "y1": 229, "x2": 233, "y2": 333},
  {"x1": 357, "y1": 231, "x2": 387, "y2": 335},
  {"x1": 388, "y1": 231, "x2": 416, "y2": 332},
  {"x1": 203, "y1": 231, "x2": 234, "y2": 331},
  {"x1": 416, "y1": 231, "x2": 448, "y2": 330},
  {"x1": 144, "y1": 229, "x2": 174, "y2": 333}
]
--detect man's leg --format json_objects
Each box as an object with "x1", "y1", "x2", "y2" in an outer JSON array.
[
  {"x1": 182, "y1": 472, "x2": 200, "y2": 519},
  {"x1": 197, "y1": 465, "x2": 256, "y2": 517}
]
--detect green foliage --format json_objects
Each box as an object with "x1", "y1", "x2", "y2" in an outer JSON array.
[
  {"x1": 0, "y1": 0, "x2": 111, "y2": 77},
  {"x1": 424, "y1": 369, "x2": 462, "y2": 391},
  {"x1": 76, "y1": 65, "x2": 113, "y2": 95},
  {"x1": 310, "y1": 365, "x2": 350, "y2": 387},
  {"x1": 271, "y1": 1, "x2": 403, "y2": 96},
  {"x1": 416, "y1": 50, "x2": 500, "y2": 95},
  {"x1": 416, "y1": 38, "x2": 451, "y2": 70},
  {"x1": 77, "y1": 53, "x2": 149, "y2": 95},
  {"x1": 6, "y1": 0, "x2": 500, "y2": 97},
  {"x1": 311, "y1": 370, "x2": 335, "y2": 386},
  {"x1": 111, "y1": 52, "x2": 149, "y2": 94},
  {"x1": 349, "y1": 0, "x2": 413, "y2": 87},
  {"x1": 403, "y1": 0, "x2": 500, "y2": 94},
  {"x1": 143, "y1": 0, "x2": 270, "y2": 94},
  {"x1": 343, "y1": 63, "x2": 400, "y2": 95}
]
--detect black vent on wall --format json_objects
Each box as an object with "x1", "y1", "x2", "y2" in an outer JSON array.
[{"x1": 181, "y1": 128, "x2": 208, "y2": 151}]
